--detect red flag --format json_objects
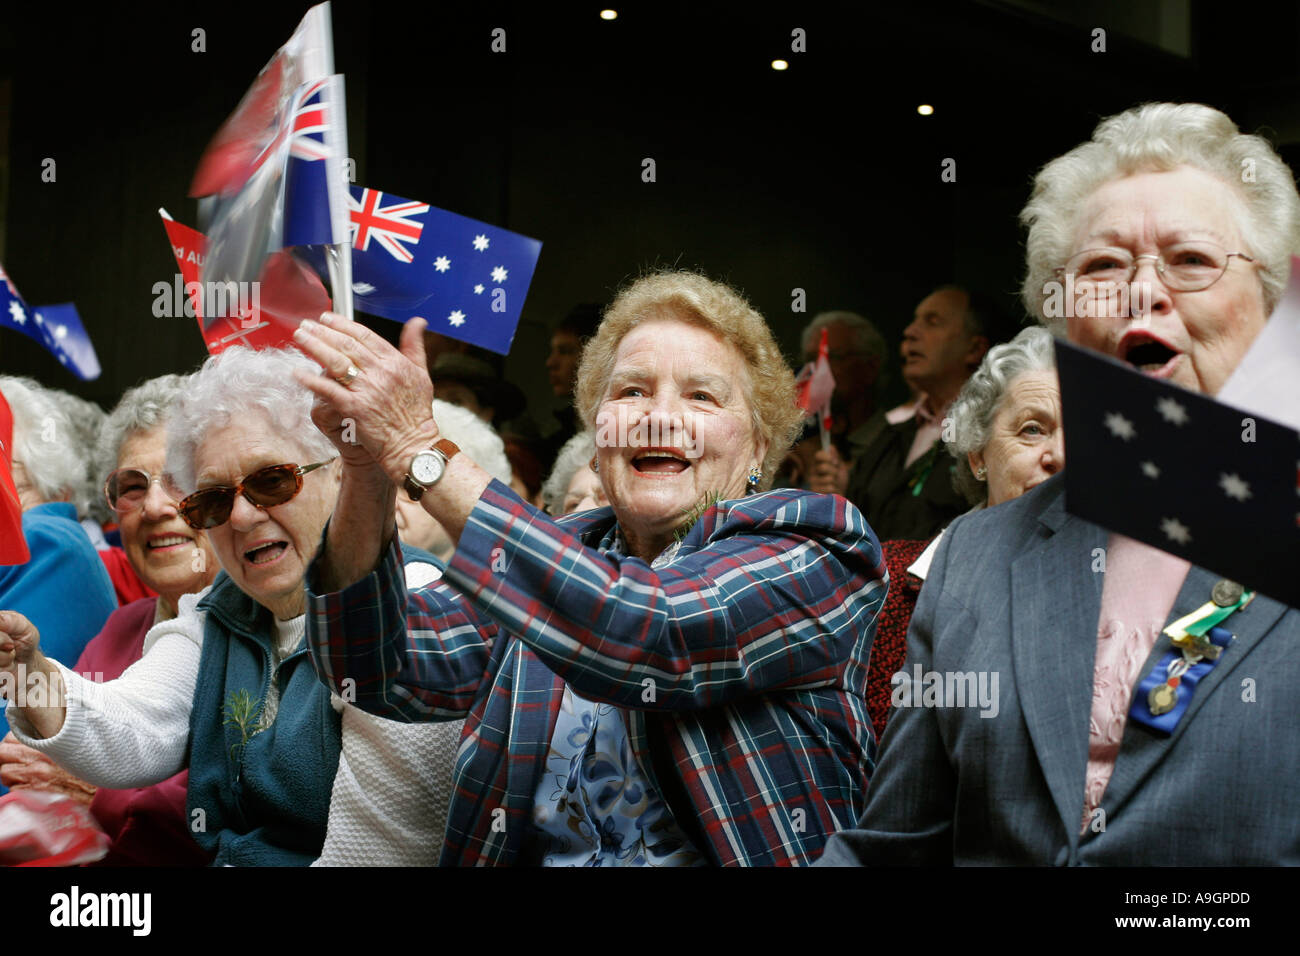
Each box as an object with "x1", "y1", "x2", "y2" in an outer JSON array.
[
  {"x1": 795, "y1": 327, "x2": 836, "y2": 417},
  {"x1": 0, "y1": 391, "x2": 30, "y2": 566},
  {"x1": 160, "y1": 210, "x2": 331, "y2": 355}
]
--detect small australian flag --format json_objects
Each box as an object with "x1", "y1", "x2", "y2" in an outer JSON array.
[
  {"x1": 1057, "y1": 339, "x2": 1298, "y2": 606},
  {"x1": 341, "y1": 186, "x2": 542, "y2": 355}
]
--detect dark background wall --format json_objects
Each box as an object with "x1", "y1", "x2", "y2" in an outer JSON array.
[{"x1": 0, "y1": 0, "x2": 1297, "y2": 428}]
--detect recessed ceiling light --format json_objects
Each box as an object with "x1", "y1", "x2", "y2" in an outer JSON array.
[
  {"x1": 917, "y1": 104, "x2": 935, "y2": 116},
  {"x1": 771, "y1": 59, "x2": 789, "y2": 71}
]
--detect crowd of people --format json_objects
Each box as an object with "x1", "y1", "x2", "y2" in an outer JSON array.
[{"x1": 0, "y1": 101, "x2": 1295, "y2": 866}]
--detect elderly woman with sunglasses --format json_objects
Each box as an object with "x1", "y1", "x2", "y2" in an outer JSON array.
[
  {"x1": 0, "y1": 374, "x2": 216, "y2": 864},
  {"x1": 294, "y1": 271, "x2": 886, "y2": 866},
  {"x1": 0, "y1": 347, "x2": 362, "y2": 866}
]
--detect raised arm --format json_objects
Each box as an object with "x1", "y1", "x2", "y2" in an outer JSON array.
[{"x1": 2, "y1": 599, "x2": 204, "y2": 790}]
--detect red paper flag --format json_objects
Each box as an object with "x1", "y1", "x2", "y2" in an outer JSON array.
[
  {"x1": 0, "y1": 391, "x2": 30, "y2": 566},
  {"x1": 160, "y1": 210, "x2": 331, "y2": 355}
]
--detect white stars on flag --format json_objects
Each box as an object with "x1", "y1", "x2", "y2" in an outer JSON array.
[
  {"x1": 1219, "y1": 473, "x2": 1252, "y2": 502},
  {"x1": 473, "y1": 235, "x2": 490, "y2": 251},
  {"x1": 1141, "y1": 461, "x2": 1160, "y2": 479},
  {"x1": 434, "y1": 256, "x2": 451, "y2": 273},
  {"x1": 53, "y1": 324, "x2": 66, "y2": 340},
  {"x1": 8, "y1": 301, "x2": 25, "y2": 325},
  {"x1": 352, "y1": 282, "x2": 376, "y2": 296},
  {"x1": 1104, "y1": 412, "x2": 1136, "y2": 441},
  {"x1": 1160, "y1": 517, "x2": 1191, "y2": 546},
  {"x1": 474, "y1": 284, "x2": 484, "y2": 295},
  {"x1": 491, "y1": 266, "x2": 508, "y2": 283},
  {"x1": 448, "y1": 310, "x2": 466, "y2": 328},
  {"x1": 1155, "y1": 396, "x2": 1188, "y2": 426}
]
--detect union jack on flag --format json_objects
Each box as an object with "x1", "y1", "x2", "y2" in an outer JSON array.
[
  {"x1": 283, "y1": 76, "x2": 348, "y2": 249},
  {"x1": 350, "y1": 189, "x2": 430, "y2": 263},
  {"x1": 314, "y1": 184, "x2": 541, "y2": 355}
]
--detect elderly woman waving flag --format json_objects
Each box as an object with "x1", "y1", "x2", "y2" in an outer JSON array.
[{"x1": 294, "y1": 270, "x2": 886, "y2": 866}]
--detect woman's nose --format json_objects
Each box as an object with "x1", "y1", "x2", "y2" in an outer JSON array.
[
  {"x1": 141, "y1": 479, "x2": 179, "y2": 520},
  {"x1": 228, "y1": 491, "x2": 267, "y2": 530}
]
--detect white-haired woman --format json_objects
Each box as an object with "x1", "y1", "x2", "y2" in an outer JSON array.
[
  {"x1": 822, "y1": 102, "x2": 1300, "y2": 866},
  {"x1": 539, "y1": 430, "x2": 602, "y2": 516},
  {"x1": 0, "y1": 377, "x2": 116, "y2": 772},
  {"x1": 0, "y1": 374, "x2": 217, "y2": 864},
  {"x1": 862, "y1": 326, "x2": 1062, "y2": 738},
  {"x1": 0, "y1": 347, "x2": 364, "y2": 865}
]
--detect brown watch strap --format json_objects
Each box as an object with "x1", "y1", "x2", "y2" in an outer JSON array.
[{"x1": 402, "y1": 439, "x2": 460, "y2": 501}]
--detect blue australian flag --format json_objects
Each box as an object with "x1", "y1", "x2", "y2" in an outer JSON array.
[
  {"x1": 342, "y1": 185, "x2": 542, "y2": 355},
  {"x1": 0, "y1": 263, "x2": 100, "y2": 380}
]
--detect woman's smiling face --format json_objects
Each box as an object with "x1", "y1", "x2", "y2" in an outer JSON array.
[
  {"x1": 190, "y1": 417, "x2": 338, "y2": 620},
  {"x1": 594, "y1": 316, "x2": 765, "y2": 560}
]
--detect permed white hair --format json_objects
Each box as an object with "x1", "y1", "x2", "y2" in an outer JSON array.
[
  {"x1": 165, "y1": 347, "x2": 338, "y2": 494},
  {"x1": 431, "y1": 398, "x2": 511, "y2": 485},
  {"x1": 540, "y1": 430, "x2": 597, "y2": 515},
  {"x1": 96, "y1": 373, "x2": 194, "y2": 486},
  {"x1": 1020, "y1": 102, "x2": 1300, "y2": 332},
  {"x1": 0, "y1": 376, "x2": 84, "y2": 506},
  {"x1": 946, "y1": 327, "x2": 1056, "y2": 506},
  {"x1": 43, "y1": 390, "x2": 108, "y2": 521}
]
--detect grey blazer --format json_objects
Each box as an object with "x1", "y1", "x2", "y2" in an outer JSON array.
[{"x1": 819, "y1": 474, "x2": 1300, "y2": 865}]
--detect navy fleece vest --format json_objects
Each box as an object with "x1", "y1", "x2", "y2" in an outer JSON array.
[{"x1": 186, "y1": 573, "x2": 341, "y2": 866}]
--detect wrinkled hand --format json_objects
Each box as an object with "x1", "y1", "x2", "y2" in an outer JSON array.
[
  {"x1": 810, "y1": 446, "x2": 850, "y2": 497},
  {"x1": 0, "y1": 733, "x2": 95, "y2": 804},
  {"x1": 0, "y1": 610, "x2": 41, "y2": 689},
  {"x1": 292, "y1": 313, "x2": 440, "y2": 482}
]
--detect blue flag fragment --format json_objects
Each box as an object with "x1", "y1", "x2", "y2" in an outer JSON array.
[
  {"x1": 0, "y1": 264, "x2": 101, "y2": 381},
  {"x1": 341, "y1": 186, "x2": 542, "y2": 355}
]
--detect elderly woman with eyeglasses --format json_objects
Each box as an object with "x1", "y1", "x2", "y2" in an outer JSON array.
[
  {"x1": 0, "y1": 347, "x2": 373, "y2": 866},
  {"x1": 294, "y1": 270, "x2": 886, "y2": 866},
  {"x1": 820, "y1": 103, "x2": 1300, "y2": 866},
  {"x1": 0, "y1": 374, "x2": 217, "y2": 864}
]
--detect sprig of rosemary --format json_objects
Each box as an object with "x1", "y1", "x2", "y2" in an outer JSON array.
[
  {"x1": 223, "y1": 688, "x2": 265, "y2": 769},
  {"x1": 672, "y1": 490, "x2": 724, "y2": 543}
]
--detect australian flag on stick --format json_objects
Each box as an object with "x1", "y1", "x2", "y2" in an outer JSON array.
[
  {"x1": 189, "y1": 2, "x2": 352, "y2": 329},
  {"x1": 341, "y1": 186, "x2": 542, "y2": 355},
  {"x1": 0, "y1": 262, "x2": 100, "y2": 381}
]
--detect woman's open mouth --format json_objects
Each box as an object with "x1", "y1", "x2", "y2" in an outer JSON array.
[
  {"x1": 632, "y1": 449, "x2": 690, "y2": 475},
  {"x1": 244, "y1": 541, "x2": 289, "y2": 566},
  {"x1": 1118, "y1": 332, "x2": 1182, "y2": 377}
]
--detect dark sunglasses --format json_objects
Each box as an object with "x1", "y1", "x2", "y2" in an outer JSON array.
[
  {"x1": 177, "y1": 461, "x2": 331, "y2": 530},
  {"x1": 103, "y1": 468, "x2": 174, "y2": 515}
]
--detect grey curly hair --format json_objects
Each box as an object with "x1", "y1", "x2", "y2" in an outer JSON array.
[
  {"x1": 96, "y1": 373, "x2": 195, "y2": 488},
  {"x1": 540, "y1": 430, "x2": 597, "y2": 515},
  {"x1": 1021, "y1": 102, "x2": 1300, "y2": 333},
  {"x1": 165, "y1": 346, "x2": 338, "y2": 494},
  {"x1": 945, "y1": 327, "x2": 1056, "y2": 506},
  {"x1": 0, "y1": 376, "x2": 84, "y2": 507}
]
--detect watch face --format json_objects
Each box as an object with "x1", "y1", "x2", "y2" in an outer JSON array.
[{"x1": 411, "y1": 451, "x2": 444, "y2": 485}]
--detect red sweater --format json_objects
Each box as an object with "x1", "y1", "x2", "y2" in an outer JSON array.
[
  {"x1": 73, "y1": 598, "x2": 211, "y2": 866},
  {"x1": 867, "y1": 539, "x2": 931, "y2": 739}
]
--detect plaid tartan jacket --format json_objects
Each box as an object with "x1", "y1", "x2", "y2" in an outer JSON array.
[{"x1": 305, "y1": 481, "x2": 887, "y2": 866}]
